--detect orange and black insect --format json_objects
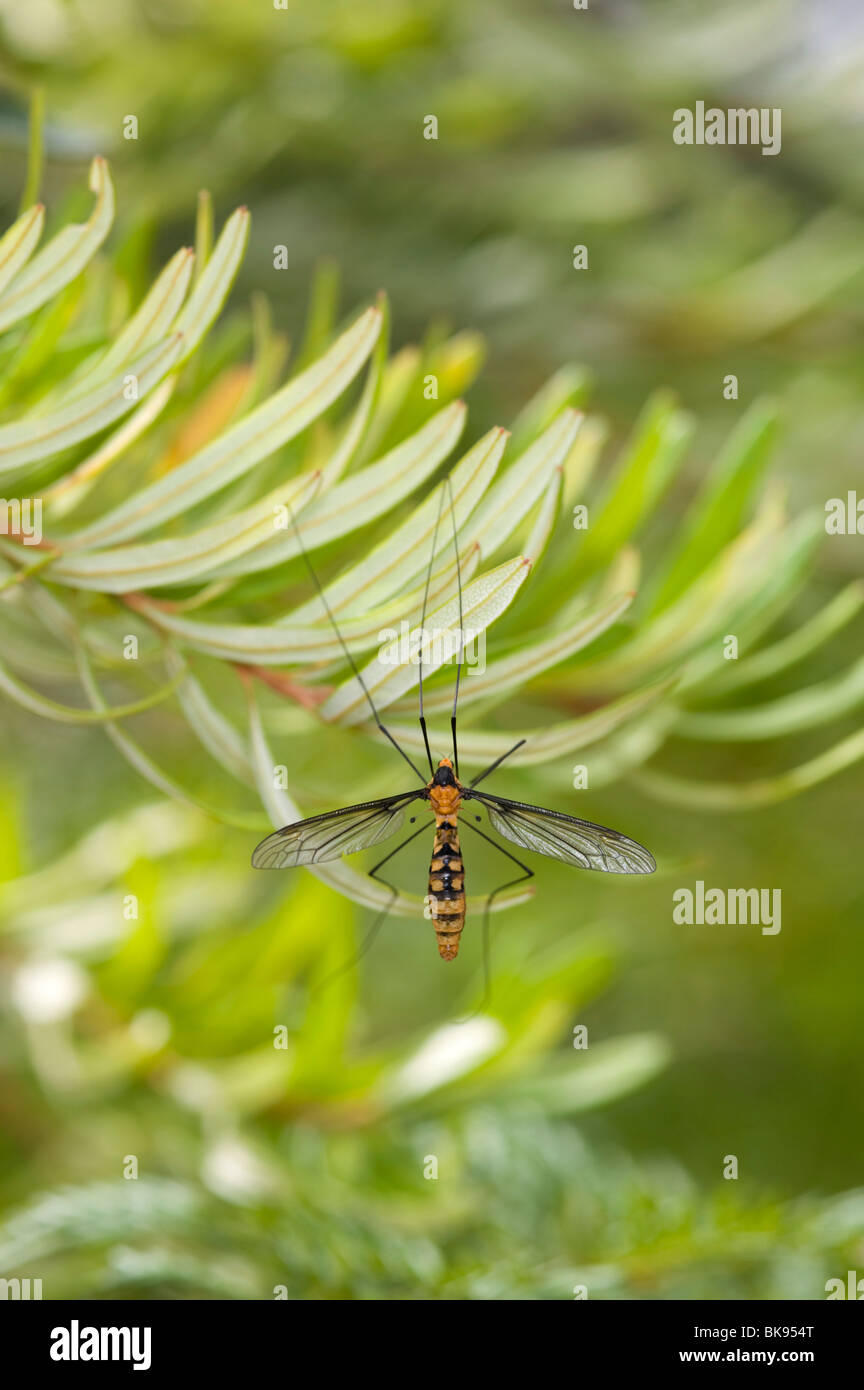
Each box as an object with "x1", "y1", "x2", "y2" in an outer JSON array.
[{"x1": 252, "y1": 477, "x2": 655, "y2": 969}]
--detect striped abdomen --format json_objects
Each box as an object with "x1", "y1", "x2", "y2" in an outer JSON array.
[{"x1": 428, "y1": 820, "x2": 466, "y2": 960}]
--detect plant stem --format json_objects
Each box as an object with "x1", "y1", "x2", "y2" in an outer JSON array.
[{"x1": 20, "y1": 86, "x2": 45, "y2": 214}]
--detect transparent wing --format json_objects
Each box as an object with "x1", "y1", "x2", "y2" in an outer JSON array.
[
  {"x1": 468, "y1": 791, "x2": 655, "y2": 874},
  {"x1": 252, "y1": 791, "x2": 424, "y2": 869}
]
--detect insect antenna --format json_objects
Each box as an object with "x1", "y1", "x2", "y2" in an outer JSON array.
[
  {"x1": 468, "y1": 738, "x2": 527, "y2": 790},
  {"x1": 445, "y1": 474, "x2": 464, "y2": 778},
  {"x1": 285, "y1": 505, "x2": 427, "y2": 787},
  {"x1": 417, "y1": 480, "x2": 447, "y2": 776},
  {"x1": 417, "y1": 473, "x2": 466, "y2": 776}
]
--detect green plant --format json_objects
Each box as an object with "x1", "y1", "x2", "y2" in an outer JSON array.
[
  {"x1": 3, "y1": 150, "x2": 864, "y2": 1303},
  {"x1": 1, "y1": 158, "x2": 862, "y2": 861}
]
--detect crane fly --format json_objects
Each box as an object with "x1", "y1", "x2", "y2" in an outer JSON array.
[{"x1": 252, "y1": 472, "x2": 655, "y2": 973}]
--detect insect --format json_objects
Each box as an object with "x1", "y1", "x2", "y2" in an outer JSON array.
[{"x1": 252, "y1": 475, "x2": 655, "y2": 971}]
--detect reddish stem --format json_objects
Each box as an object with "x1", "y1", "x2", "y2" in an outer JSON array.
[{"x1": 234, "y1": 663, "x2": 331, "y2": 712}]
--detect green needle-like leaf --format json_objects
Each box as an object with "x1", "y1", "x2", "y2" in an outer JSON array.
[
  {"x1": 0, "y1": 334, "x2": 184, "y2": 476},
  {"x1": 0, "y1": 202, "x2": 45, "y2": 299},
  {"x1": 64, "y1": 304, "x2": 382, "y2": 548},
  {"x1": 0, "y1": 654, "x2": 183, "y2": 723},
  {"x1": 51, "y1": 468, "x2": 322, "y2": 591},
  {"x1": 649, "y1": 399, "x2": 779, "y2": 613},
  {"x1": 213, "y1": 400, "x2": 469, "y2": 578},
  {"x1": 571, "y1": 390, "x2": 694, "y2": 582},
  {"x1": 676, "y1": 654, "x2": 864, "y2": 741},
  {"x1": 632, "y1": 726, "x2": 864, "y2": 810},
  {"x1": 323, "y1": 556, "x2": 532, "y2": 725},
  {"x1": 0, "y1": 157, "x2": 113, "y2": 333},
  {"x1": 384, "y1": 678, "x2": 674, "y2": 767}
]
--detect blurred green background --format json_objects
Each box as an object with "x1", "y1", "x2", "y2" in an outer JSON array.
[{"x1": 0, "y1": 0, "x2": 863, "y2": 1300}]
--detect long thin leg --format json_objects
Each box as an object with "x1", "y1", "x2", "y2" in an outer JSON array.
[
  {"x1": 313, "y1": 821, "x2": 429, "y2": 993},
  {"x1": 460, "y1": 818, "x2": 534, "y2": 1014}
]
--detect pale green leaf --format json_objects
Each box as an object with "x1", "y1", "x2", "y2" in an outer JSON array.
[
  {"x1": 508, "y1": 364, "x2": 591, "y2": 454},
  {"x1": 570, "y1": 497, "x2": 788, "y2": 694},
  {"x1": 287, "y1": 417, "x2": 499, "y2": 622},
  {"x1": 0, "y1": 202, "x2": 45, "y2": 298},
  {"x1": 294, "y1": 257, "x2": 341, "y2": 371},
  {"x1": 649, "y1": 399, "x2": 779, "y2": 613},
  {"x1": 130, "y1": 537, "x2": 480, "y2": 666},
  {"x1": 521, "y1": 464, "x2": 563, "y2": 566},
  {"x1": 51, "y1": 469, "x2": 321, "y2": 591},
  {"x1": 572, "y1": 391, "x2": 694, "y2": 581},
  {"x1": 462, "y1": 409, "x2": 581, "y2": 559},
  {"x1": 676, "y1": 654, "x2": 864, "y2": 741},
  {"x1": 75, "y1": 644, "x2": 264, "y2": 830},
  {"x1": 631, "y1": 726, "x2": 864, "y2": 810},
  {"x1": 213, "y1": 400, "x2": 468, "y2": 579},
  {"x1": 383, "y1": 678, "x2": 674, "y2": 768},
  {"x1": 64, "y1": 305, "x2": 382, "y2": 548},
  {"x1": 165, "y1": 649, "x2": 253, "y2": 785},
  {"x1": 561, "y1": 413, "x2": 607, "y2": 507},
  {"x1": 0, "y1": 333, "x2": 183, "y2": 476},
  {"x1": 392, "y1": 590, "x2": 635, "y2": 717},
  {"x1": 0, "y1": 654, "x2": 182, "y2": 724},
  {"x1": 694, "y1": 581, "x2": 864, "y2": 695},
  {"x1": 566, "y1": 708, "x2": 677, "y2": 788},
  {"x1": 669, "y1": 511, "x2": 825, "y2": 694},
  {"x1": 0, "y1": 157, "x2": 114, "y2": 334},
  {"x1": 480, "y1": 1034, "x2": 670, "y2": 1115},
  {"x1": 0, "y1": 279, "x2": 86, "y2": 411},
  {"x1": 324, "y1": 556, "x2": 532, "y2": 725},
  {"x1": 43, "y1": 377, "x2": 178, "y2": 519},
  {"x1": 56, "y1": 247, "x2": 194, "y2": 402},
  {"x1": 171, "y1": 205, "x2": 250, "y2": 361},
  {"x1": 352, "y1": 343, "x2": 421, "y2": 465},
  {"x1": 317, "y1": 294, "x2": 389, "y2": 489}
]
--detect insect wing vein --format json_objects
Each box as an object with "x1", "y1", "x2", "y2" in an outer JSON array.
[
  {"x1": 252, "y1": 791, "x2": 423, "y2": 868},
  {"x1": 468, "y1": 791, "x2": 655, "y2": 874}
]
